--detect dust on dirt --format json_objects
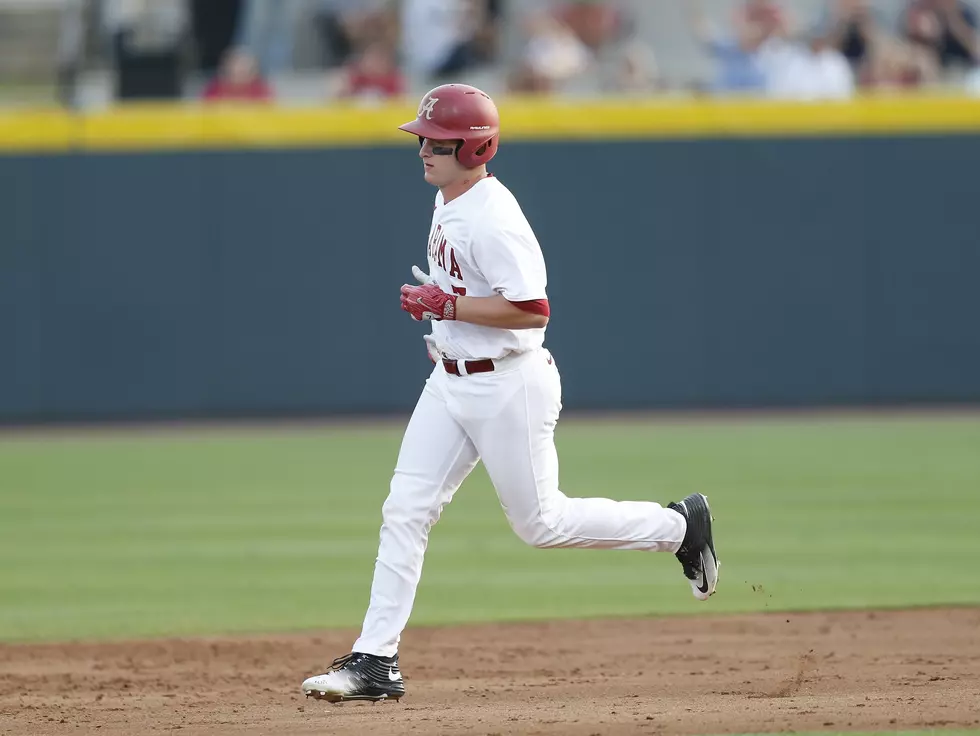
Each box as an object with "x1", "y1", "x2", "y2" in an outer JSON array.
[{"x1": 2, "y1": 607, "x2": 979, "y2": 736}]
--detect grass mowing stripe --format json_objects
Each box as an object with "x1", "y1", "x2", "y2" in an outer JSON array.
[{"x1": 1, "y1": 416, "x2": 978, "y2": 642}]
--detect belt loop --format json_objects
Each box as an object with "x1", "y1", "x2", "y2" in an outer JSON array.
[{"x1": 456, "y1": 360, "x2": 469, "y2": 377}]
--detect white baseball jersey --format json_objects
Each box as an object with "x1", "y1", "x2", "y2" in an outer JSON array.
[{"x1": 425, "y1": 176, "x2": 548, "y2": 361}]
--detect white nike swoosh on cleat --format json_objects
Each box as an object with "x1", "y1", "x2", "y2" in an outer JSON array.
[
  {"x1": 696, "y1": 553, "x2": 710, "y2": 595},
  {"x1": 388, "y1": 667, "x2": 402, "y2": 682}
]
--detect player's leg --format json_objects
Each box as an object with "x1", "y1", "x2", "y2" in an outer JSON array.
[
  {"x1": 302, "y1": 370, "x2": 479, "y2": 702},
  {"x1": 460, "y1": 354, "x2": 684, "y2": 551},
  {"x1": 352, "y1": 372, "x2": 480, "y2": 657},
  {"x1": 454, "y1": 350, "x2": 718, "y2": 598}
]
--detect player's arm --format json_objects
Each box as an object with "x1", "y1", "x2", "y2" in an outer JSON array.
[
  {"x1": 455, "y1": 295, "x2": 549, "y2": 329},
  {"x1": 402, "y1": 265, "x2": 547, "y2": 328},
  {"x1": 399, "y1": 285, "x2": 548, "y2": 329}
]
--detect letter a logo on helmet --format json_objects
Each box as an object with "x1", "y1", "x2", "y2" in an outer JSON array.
[
  {"x1": 419, "y1": 96, "x2": 439, "y2": 120},
  {"x1": 398, "y1": 83, "x2": 500, "y2": 169}
]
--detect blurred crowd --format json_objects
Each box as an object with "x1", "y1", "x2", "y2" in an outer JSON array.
[
  {"x1": 64, "y1": 0, "x2": 506, "y2": 103},
  {"x1": 688, "y1": 0, "x2": 978, "y2": 98},
  {"x1": 35, "y1": 0, "x2": 980, "y2": 105}
]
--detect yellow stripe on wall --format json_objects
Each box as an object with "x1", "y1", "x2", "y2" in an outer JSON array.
[
  {"x1": 0, "y1": 109, "x2": 76, "y2": 151},
  {"x1": 2, "y1": 95, "x2": 980, "y2": 153}
]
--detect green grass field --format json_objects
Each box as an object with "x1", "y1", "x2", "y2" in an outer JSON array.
[{"x1": 1, "y1": 414, "x2": 979, "y2": 644}]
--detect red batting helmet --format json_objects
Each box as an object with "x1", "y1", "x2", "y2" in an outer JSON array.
[{"x1": 398, "y1": 84, "x2": 500, "y2": 169}]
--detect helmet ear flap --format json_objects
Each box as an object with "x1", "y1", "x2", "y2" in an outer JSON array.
[{"x1": 456, "y1": 134, "x2": 498, "y2": 168}]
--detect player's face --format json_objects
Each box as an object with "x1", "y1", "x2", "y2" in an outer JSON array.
[{"x1": 419, "y1": 138, "x2": 466, "y2": 187}]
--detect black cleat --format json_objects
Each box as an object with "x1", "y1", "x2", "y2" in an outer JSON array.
[
  {"x1": 667, "y1": 493, "x2": 719, "y2": 600},
  {"x1": 302, "y1": 652, "x2": 405, "y2": 703}
]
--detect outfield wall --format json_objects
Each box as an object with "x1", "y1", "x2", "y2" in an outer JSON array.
[{"x1": 2, "y1": 98, "x2": 979, "y2": 421}]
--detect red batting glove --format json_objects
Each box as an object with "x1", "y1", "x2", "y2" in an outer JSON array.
[{"x1": 400, "y1": 283, "x2": 458, "y2": 321}]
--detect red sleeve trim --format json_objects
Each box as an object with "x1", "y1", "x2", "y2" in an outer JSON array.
[{"x1": 511, "y1": 298, "x2": 550, "y2": 317}]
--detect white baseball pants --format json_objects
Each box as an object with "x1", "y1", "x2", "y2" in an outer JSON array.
[{"x1": 352, "y1": 347, "x2": 686, "y2": 657}]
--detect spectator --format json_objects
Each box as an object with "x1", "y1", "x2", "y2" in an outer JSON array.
[
  {"x1": 821, "y1": 0, "x2": 940, "y2": 88},
  {"x1": 333, "y1": 41, "x2": 405, "y2": 100},
  {"x1": 902, "y1": 0, "x2": 978, "y2": 69},
  {"x1": 603, "y1": 39, "x2": 664, "y2": 95},
  {"x1": 758, "y1": 26, "x2": 855, "y2": 100},
  {"x1": 316, "y1": 1, "x2": 396, "y2": 70},
  {"x1": 508, "y1": 11, "x2": 591, "y2": 94},
  {"x1": 232, "y1": 0, "x2": 306, "y2": 74},
  {"x1": 401, "y1": 0, "x2": 500, "y2": 81},
  {"x1": 188, "y1": 0, "x2": 240, "y2": 74},
  {"x1": 860, "y1": 34, "x2": 940, "y2": 88},
  {"x1": 555, "y1": 0, "x2": 622, "y2": 52},
  {"x1": 824, "y1": 0, "x2": 880, "y2": 68},
  {"x1": 686, "y1": 0, "x2": 784, "y2": 95},
  {"x1": 103, "y1": 0, "x2": 190, "y2": 100},
  {"x1": 470, "y1": 0, "x2": 505, "y2": 65},
  {"x1": 202, "y1": 48, "x2": 273, "y2": 102}
]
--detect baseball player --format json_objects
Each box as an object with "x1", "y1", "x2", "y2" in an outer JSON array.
[{"x1": 302, "y1": 84, "x2": 719, "y2": 703}]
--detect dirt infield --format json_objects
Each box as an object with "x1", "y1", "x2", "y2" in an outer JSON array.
[{"x1": 2, "y1": 608, "x2": 979, "y2": 736}]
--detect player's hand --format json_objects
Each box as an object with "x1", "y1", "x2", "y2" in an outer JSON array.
[
  {"x1": 423, "y1": 334, "x2": 441, "y2": 364},
  {"x1": 400, "y1": 283, "x2": 458, "y2": 321},
  {"x1": 412, "y1": 265, "x2": 435, "y2": 285}
]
